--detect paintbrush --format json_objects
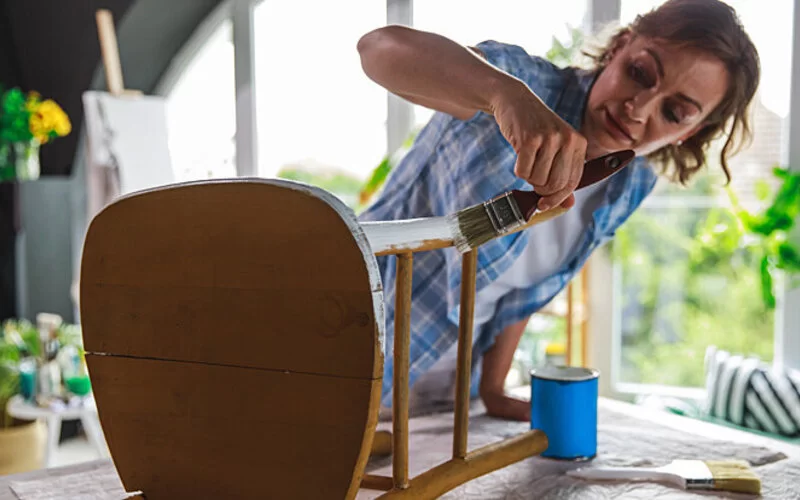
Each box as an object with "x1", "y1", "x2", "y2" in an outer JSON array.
[
  {"x1": 566, "y1": 459, "x2": 761, "y2": 495},
  {"x1": 448, "y1": 149, "x2": 635, "y2": 253}
]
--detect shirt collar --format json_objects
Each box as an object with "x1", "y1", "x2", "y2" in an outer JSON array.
[{"x1": 553, "y1": 67, "x2": 599, "y2": 132}]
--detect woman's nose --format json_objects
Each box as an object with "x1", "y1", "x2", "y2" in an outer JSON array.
[{"x1": 625, "y1": 92, "x2": 658, "y2": 122}]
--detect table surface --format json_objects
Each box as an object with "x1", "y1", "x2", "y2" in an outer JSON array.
[
  {"x1": 6, "y1": 395, "x2": 97, "y2": 421},
  {"x1": 0, "y1": 397, "x2": 797, "y2": 500}
]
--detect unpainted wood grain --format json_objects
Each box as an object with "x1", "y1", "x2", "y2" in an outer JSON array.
[
  {"x1": 86, "y1": 355, "x2": 381, "y2": 499},
  {"x1": 80, "y1": 180, "x2": 383, "y2": 379},
  {"x1": 80, "y1": 179, "x2": 385, "y2": 500}
]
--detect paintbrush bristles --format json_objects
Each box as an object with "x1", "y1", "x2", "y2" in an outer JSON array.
[
  {"x1": 705, "y1": 460, "x2": 761, "y2": 495},
  {"x1": 448, "y1": 204, "x2": 498, "y2": 253}
]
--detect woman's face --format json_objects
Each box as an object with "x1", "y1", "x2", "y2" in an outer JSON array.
[{"x1": 581, "y1": 34, "x2": 730, "y2": 159}]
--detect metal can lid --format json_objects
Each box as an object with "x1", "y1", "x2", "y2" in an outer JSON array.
[{"x1": 530, "y1": 365, "x2": 599, "y2": 382}]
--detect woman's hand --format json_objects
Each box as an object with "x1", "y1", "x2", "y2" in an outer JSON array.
[
  {"x1": 357, "y1": 25, "x2": 587, "y2": 210},
  {"x1": 481, "y1": 390, "x2": 531, "y2": 422},
  {"x1": 489, "y1": 82, "x2": 588, "y2": 211},
  {"x1": 479, "y1": 317, "x2": 531, "y2": 422}
]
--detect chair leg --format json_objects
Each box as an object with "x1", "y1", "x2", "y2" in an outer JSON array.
[
  {"x1": 44, "y1": 416, "x2": 61, "y2": 468},
  {"x1": 393, "y1": 253, "x2": 413, "y2": 489},
  {"x1": 375, "y1": 429, "x2": 548, "y2": 499},
  {"x1": 370, "y1": 429, "x2": 393, "y2": 457}
]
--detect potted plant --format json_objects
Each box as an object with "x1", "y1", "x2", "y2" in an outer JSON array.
[
  {"x1": 0, "y1": 317, "x2": 88, "y2": 474},
  {"x1": 0, "y1": 86, "x2": 71, "y2": 181},
  {"x1": 0, "y1": 319, "x2": 46, "y2": 474}
]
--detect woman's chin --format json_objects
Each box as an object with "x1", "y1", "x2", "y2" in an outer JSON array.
[
  {"x1": 594, "y1": 135, "x2": 636, "y2": 157},
  {"x1": 586, "y1": 140, "x2": 619, "y2": 159}
]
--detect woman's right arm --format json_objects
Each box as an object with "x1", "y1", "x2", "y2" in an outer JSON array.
[
  {"x1": 356, "y1": 25, "x2": 588, "y2": 211},
  {"x1": 357, "y1": 25, "x2": 520, "y2": 120}
]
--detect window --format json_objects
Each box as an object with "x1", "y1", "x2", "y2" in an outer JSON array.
[
  {"x1": 612, "y1": 0, "x2": 793, "y2": 390},
  {"x1": 164, "y1": 18, "x2": 237, "y2": 182},
  {"x1": 412, "y1": 0, "x2": 589, "y2": 130},
  {"x1": 253, "y1": 0, "x2": 387, "y2": 208}
]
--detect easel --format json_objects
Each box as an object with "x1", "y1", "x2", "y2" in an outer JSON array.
[
  {"x1": 95, "y1": 9, "x2": 141, "y2": 98},
  {"x1": 75, "y1": 10, "x2": 174, "y2": 312}
]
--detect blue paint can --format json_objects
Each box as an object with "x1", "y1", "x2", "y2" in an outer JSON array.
[{"x1": 530, "y1": 365, "x2": 599, "y2": 461}]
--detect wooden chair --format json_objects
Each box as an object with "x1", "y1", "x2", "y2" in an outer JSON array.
[{"x1": 79, "y1": 178, "x2": 549, "y2": 499}]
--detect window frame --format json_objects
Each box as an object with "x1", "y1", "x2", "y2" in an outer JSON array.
[
  {"x1": 386, "y1": 0, "x2": 414, "y2": 153},
  {"x1": 155, "y1": 0, "x2": 259, "y2": 178},
  {"x1": 777, "y1": 0, "x2": 800, "y2": 372}
]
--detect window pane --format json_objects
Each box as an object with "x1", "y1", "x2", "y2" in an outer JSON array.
[
  {"x1": 165, "y1": 19, "x2": 237, "y2": 181},
  {"x1": 412, "y1": 1, "x2": 589, "y2": 129},
  {"x1": 615, "y1": 203, "x2": 774, "y2": 387},
  {"x1": 254, "y1": 1, "x2": 387, "y2": 208}
]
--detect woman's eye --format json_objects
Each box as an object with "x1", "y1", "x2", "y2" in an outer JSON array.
[
  {"x1": 663, "y1": 106, "x2": 681, "y2": 123},
  {"x1": 628, "y1": 63, "x2": 653, "y2": 87}
]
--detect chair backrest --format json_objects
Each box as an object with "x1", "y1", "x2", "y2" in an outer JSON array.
[{"x1": 80, "y1": 179, "x2": 385, "y2": 499}]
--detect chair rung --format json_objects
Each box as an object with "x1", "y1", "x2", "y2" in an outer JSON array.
[{"x1": 361, "y1": 474, "x2": 395, "y2": 491}]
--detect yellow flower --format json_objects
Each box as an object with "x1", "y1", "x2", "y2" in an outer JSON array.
[
  {"x1": 29, "y1": 99, "x2": 71, "y2": 143},
  {"x1": 25, "y1": 92, "x2": 42, "y2": 113}
]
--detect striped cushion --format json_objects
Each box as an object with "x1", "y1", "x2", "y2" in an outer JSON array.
[{"x1": 704, "y1": 346, "x2": 800, "y2": 437}]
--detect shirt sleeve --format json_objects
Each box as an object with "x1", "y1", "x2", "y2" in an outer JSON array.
[{"x1": 473, "y1": 40, "x2": 556, "y2": 89}]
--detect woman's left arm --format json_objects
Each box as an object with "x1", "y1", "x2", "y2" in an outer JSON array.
[{"x1": 479, "y1": 316, "x2": 531, "y2": 422}]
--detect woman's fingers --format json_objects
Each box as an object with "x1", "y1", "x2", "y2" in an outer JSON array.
[
  {"x1": 537, "y1": 141, "x2": 585, "y2": 210},
  {"x1": 513, "y1": 145, "x2": 537, "y2": 182},
  {"x1": 493, "y1": 86, "x2": 589, "y2": 210},
  {"x1": 528, "y1": 134, "x2": 557, "y2": 188}
]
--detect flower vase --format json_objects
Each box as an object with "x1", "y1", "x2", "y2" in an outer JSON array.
[
  {"x1": 0, "y1": 141, "x2": 40, "y2": 181},
  {"x1": 14, "y1": 141, "x2": 40, "y2": 181}
]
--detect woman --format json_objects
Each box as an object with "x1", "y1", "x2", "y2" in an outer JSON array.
[{"x1": 356, "y1": 0, "x2": 760, "y2": 421}]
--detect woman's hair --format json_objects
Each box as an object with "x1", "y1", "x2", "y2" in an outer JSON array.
[{"x1": 585, "y1": 0, "x2": 761, "y2": 185}]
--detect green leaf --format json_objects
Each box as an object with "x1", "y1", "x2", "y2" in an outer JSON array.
[
  {"x1": 773, "y1": 166, "x2": 792, "y2": 179},
  {"x1": 754, "y1": 179, "x2": 771, "y2": 201},
  {"x1": 361, "y1": 156, "x2": 391, "y2": 193},
  {"x1": 777, "y1": 242, "x2": 800, "y2": 271},
  {"x1": 760, "y1": 256, "x2": 776, "y2": 309}
]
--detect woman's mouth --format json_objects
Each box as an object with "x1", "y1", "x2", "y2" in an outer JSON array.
[{"x1": 603, "y1": 109, "x2": 634, "y2": 144}]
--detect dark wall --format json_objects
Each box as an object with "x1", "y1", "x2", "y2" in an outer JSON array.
[
  {"x1": 1, "y1": 0, "x2": 135, "y2": 177},
  {"x1": 0, "y1": 0, "x2": 222, "y2": 321},
  {"x1": 0, "y1": 0, "x2": 133, "y2": 321}
]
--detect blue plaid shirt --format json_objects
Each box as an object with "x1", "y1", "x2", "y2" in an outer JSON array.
[{"x1": 358, "y1": 40, "x2": 658, "y2": 406}]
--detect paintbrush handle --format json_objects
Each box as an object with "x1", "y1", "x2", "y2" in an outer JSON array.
[
  {"x1": 511, "y1": 149, "x2": 635, "y2": 220},
  {"x1": 566, "y1": 466, "x2": 683, "y2": 486}
]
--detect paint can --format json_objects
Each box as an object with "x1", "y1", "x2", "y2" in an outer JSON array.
[{"x1": 530, "y1": 365, "x2": 599, "y2": 461}]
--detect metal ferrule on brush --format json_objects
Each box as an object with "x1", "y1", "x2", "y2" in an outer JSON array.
[
  {"x1": 674, "y1": 460, "x2": 715, "y2": 490},
  {"x1": 483, "y1": 192, "x2": 526, "y2": 235}
]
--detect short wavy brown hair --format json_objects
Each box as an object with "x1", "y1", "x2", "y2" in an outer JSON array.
[{"x1": 585, "y1": 0, "x2": 760, "y2": 185}]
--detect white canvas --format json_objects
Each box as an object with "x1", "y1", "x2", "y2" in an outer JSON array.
[{"x1": 82, "y1": 91, "x2": 175, "y2": 196}]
